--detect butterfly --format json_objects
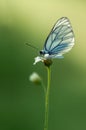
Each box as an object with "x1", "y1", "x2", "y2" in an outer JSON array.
[
  {"x1": 26, "y1": 17, "x2": 75, "y2": 65},
  {"x1": 39, "y1": 17, "x2": 75, "y2": 59}
]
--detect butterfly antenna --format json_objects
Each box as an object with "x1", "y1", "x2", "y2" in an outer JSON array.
[{"x1": 25, "y1": 43, "x2": 39, "y2": 51}]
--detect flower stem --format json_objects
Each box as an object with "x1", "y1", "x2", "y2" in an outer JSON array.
[{"x1": 44, "y1": 66, "x2": 51, "y2": 130}]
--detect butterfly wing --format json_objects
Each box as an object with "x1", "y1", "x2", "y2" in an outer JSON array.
[{"x1": 43, "y1": 17, "x2": 74, "y2": 57}]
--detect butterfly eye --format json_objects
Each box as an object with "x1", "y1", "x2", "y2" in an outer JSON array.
[{"x1": 40, "y1": 50, "x2": 45, "y2": 55}]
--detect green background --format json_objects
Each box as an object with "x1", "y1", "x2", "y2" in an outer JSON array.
[{"x1": 0, "y1": 0, "x2": 86, "y2": 130}]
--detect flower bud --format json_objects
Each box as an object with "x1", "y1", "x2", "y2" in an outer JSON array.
[
  {"x1": 44, "y1": 59, "x2": 52, "y2": 67},
  {"x1": 29, "y1": 72, "x2": 41, "y2": 85}
]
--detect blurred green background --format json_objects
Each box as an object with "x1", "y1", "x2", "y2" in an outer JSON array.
[{"x1": 0, "y1": 0, "x2": 86, "y2": 130}]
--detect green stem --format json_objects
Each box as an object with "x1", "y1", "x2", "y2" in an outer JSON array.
[{"x1": 44, "y1": 66, "x2": 51, "y2": 130}]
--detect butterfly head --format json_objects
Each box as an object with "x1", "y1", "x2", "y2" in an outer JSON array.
[
  {"x1": 40, "y1": 50, "x2": 46, "y2": 55},
  {"x1": 40, "y1": 50, "x2": 51, "y2": 59}
]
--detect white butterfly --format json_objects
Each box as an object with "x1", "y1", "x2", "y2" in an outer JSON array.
[{"x1": 31, "y1": 17, "x2": 74, "y2": 64}]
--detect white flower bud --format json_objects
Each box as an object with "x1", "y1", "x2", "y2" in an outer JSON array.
[{"x1": 29, "y1": 72, "x2": 41, "y2": 85}]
